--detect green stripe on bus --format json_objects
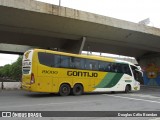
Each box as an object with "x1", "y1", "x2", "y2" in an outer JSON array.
[
  {"x1": 95, "y1": 73, "x2": 116, "y2": 88},
  {"x1": 104, "y1": 73, "x2": 123, "y2": 88}
]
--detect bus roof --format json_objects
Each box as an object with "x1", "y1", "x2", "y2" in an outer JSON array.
[{"x1": 31, "y1": 49, "x2": 134, "y2": 65}]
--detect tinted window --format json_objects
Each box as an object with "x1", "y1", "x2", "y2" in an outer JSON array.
[
  {"x1": 110, "y1": 63, "x2": 117, "y2": 72},
  {"x1": 38, "y1": 52, "x2": 54, "y2": 67},
  {"x1": 38, "y1": 52, "x2": 60, "y2": 67},
  {"x1": 54, "y1": 55, "x2": 61, "y2": 67},
  {"x1": 115, "y1": 63, "x2": 123, "y2": 73},
  {"x1": 86, "y1": 59, "x2": 98, "y2": 70},
  {"x1": 99, "y1": 61, "x2": 112, "y2": 72},
  {"x1": 38, "y1": 52, "x2": 132, "y2": 75},
  {"x1": 74, "y1": 58, "x2": 81, "y2": 69},
  {"x1": 70, "y1": 57, "x2": 86, "y2": 69},
  {"x1": 121, "y1": 64, "x2": 132, "y2": 76},
  {"x1": 80, "y1": 59, "x2": 86, "y2": 69},
  {"x1": 131, "y1": 65, "x2": 142, "y2": 80},
  {"x1": 60, "y1": 56, "x2": 70, "y2": 68}
]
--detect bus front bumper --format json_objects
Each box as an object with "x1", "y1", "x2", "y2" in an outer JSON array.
[{"x1": 133, "y1": 81, "x2": 140, "y2": 91}]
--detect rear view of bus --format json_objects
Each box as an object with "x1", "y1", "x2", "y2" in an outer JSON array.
[{"x1": 21, "y1": 50, "x2": 35, "y2": 91}]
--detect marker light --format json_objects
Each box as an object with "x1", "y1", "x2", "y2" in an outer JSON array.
[{"x1": 30, "y1": 73, "x2": 35, "y2": 84}]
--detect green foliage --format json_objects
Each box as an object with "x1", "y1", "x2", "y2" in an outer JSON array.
[{"x1": 0, "y1": 56, "x2": 22, "y2": 81}]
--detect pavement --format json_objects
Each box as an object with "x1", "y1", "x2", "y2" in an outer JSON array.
[{"x1": 0, "y1": 87, "x2": 160, "y2": 120}]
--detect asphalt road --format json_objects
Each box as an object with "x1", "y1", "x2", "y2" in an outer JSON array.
[{"x1": 0, "y1": 87, "x2": 160, "y2": 120}]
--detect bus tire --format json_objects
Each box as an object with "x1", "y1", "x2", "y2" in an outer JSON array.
[
  {"x1": 59, "y1": 84, "x2": 71, "y2": 96},
  {"x1": 125, "y1": 85, "x2": 131, "y2": 93},
  {"x1": 72, "y1": 84, "x2": 83, "y2": 96}
]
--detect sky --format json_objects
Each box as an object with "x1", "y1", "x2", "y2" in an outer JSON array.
[
  {"x1": 0, "y1": 53, "x2": 19, "y2": 66},
  {"x1": 0, "y1": 0, "x2": 160, "y2": 66}
]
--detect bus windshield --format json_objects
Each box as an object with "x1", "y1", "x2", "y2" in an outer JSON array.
[{"x1": 130, "y1": 65, "x2": 143, "y2": 82}]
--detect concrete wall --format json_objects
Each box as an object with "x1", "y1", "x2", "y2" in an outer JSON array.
[
  {"x1": 139, "y1": 55, "x2": 160, "y2": 86},
  {"x1": 0, "y1": 82, "x2": 21, "y2": 90}
]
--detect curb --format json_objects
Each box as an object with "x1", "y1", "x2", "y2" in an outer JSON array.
[{"x1": 0, "y1": 82, "x2": 21, "y2": 90}]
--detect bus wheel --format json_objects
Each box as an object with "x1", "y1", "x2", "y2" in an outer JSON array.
[
  {"x1": 125, "y1": 85, "x2": 131, "y2": 93},
  {"x1": 72, "y1": 84, "x2": 83, "y2": 96},
  {"x1": 59, "y1": 84, "x2": 71, "y2": 96}
]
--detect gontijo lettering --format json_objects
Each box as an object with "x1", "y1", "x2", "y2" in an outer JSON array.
[{"x1": 67, "y1": 71, "x2": 98, "y2": 77}]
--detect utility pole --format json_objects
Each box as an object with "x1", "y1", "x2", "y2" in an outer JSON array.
[
  {"x1": 58, "y1": 0, "x2": 61, "y2": 15},
  {"x1": 59, "y1": 0, "x2": 61, "y2": 6}
]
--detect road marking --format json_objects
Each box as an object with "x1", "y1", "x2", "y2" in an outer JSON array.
[
  {"x1": 124, "y1": 94, "x2": 160, "y2": 99},
  {"x1": 0, "y1": 100, "x2": 103, "y2": 109},
  {"x1": 106, "y1": 94, "x2": 160, "y2": 104},
  {"x1": 149, "y1": 118, "x2": 160, "y2": 120}
]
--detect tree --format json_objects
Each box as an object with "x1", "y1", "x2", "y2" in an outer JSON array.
[
  {"x1": 10, "y1": 56, "x2": 22, "y2": 81},
  {"x1": 0, "y1": 66, "x2": 3, "y2": 77},
  {"x1": 1, "y1": 64, "x2": 11, "y2": 77},
  {"x1": 0, "y1": 56, "x2": 22, "y2": 81}
]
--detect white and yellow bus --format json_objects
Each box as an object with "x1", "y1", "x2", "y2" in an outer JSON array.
[{"x1": 22, "y1": 49, "x2": 142, "y2": 96}]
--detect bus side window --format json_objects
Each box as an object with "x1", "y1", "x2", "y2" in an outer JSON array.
[
  {"x1": 122, "y1": 64, "x2": 132, "y2": 76},
  {"x1": 80, "y1": 59, "x2": 85, "y2": 69},
  {"x1": 86, "y1": 59, "x2": 98, "y2": 70},
  {"x1": 70, "y1": 57, "x2": 75, "y2": 68},
  {"x1": 106, "y1": 63, "x2": 115, "y2": 72},
  {"x1": 85, "y1": 59, "x2": 90, "y2": 70},
  {"x1": 110, "y1": 63, "x2": 116, "y2": 72},
  {"x1": 38, "y1": 52, "x2": 53, "y2": 67},
  {"x1": 54, "y1": 55, "x2": 61, "y2": 67},
  {"x1": 60, "y1": 56, "x2": 70, "y2": 68},
  {"x1": 99, "y1": 61, "x2": 112, "y2": 72},
  {"x1": 115, "y1": 63, "x2": 123, "y2": 73},
  {"x1": 69, "y1": 57, "x2": 85, "y2": 70},
  {"x1": 84, "y1": 59, "x2": 87, "y2": 69},
  {"x1": 99, "y1": 61, "x2": 105, "y2": 71},
  {"x1": 91, "y1": 60, "x2": 98, "y2": 70},
  {"x1": 74, "y1": 58, "x2": 81, "y2": 69},
  {"x1": 107, "y1": 63, "x2": 111, "y2": 72}
]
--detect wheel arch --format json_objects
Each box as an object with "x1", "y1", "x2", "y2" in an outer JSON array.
[
  {"x1": 73, "y1": 83, "x2": 83, "y2": 87},
  {"x1": 60, "y1": 83, "x2": 71, "y2": 88},
  {"x1": 126, "y1": 84, "x2": 132, "y2": 91}
]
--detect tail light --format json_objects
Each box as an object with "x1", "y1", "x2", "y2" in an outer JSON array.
[{"x1": 30, "y1": 73, "x2": 35, "y2": 84}]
